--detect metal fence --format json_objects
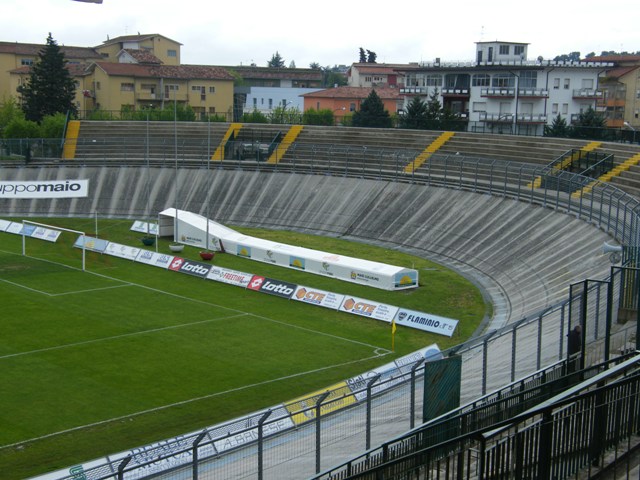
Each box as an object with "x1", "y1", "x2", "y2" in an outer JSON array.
[{"x1": 3, "y1": 141, "x2": 640, "y2": 479}]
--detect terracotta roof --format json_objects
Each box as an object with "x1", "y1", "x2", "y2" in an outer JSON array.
[
  {"x1": 602, "y1": 66, "x2": 640, "y2": 79},
  {"x1": 97, "y1": 33, "x2": 183, "y2": 47},
  {"x1": 120, "y1": 49, "x2": 163, "y2": 64},
  {"x1": 585, "y1": 54, "x2": 640, "y2": 63},
  {"x1": 92, "y1": 61, "x2": 234, "y2": 80},
  {"x1": 223, "y1": 65, "x2": 323, "y2": 81},
  {"x1": 349, "y1": 64, "x2": 400, "y2": 75},
  {"x1": 0, "y1": 41, "x2": 102, "y2": 60},
  {"x1": 302, "y1": 86, "x2": 401, "y2": 100},
  {"x1": 10, "y1": 63, "x2": 91, "y2": 76}
]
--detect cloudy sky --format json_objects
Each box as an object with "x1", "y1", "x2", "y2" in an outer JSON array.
[{"x1": 2, "y1": 0, "x2": 638, "y2": 67}]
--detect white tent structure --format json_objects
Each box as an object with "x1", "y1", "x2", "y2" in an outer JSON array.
[{"x1": 159, "y1": 209, "x2": 418, "y2": 291}]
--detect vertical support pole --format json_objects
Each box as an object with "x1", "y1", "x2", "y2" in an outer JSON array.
[
  {"x1": 605, "y1": 275, "x2": 613, "y2": 362},
  {"x1": 257, "y1": 409, "x2": 272, "y2": 480},
  {"x1": 192, "y1": 430, "x2": 208, "y2": 480},
  {"x1": 315, "y1": 391, "x2": 331, "y2": 474},
  {"x1": 410, "y1": 360, "x2": 425, "y2": 430},
  {"x1": 366, "y1": 374, "x2": 381, "y2": 450},
  {"x1": 117, "y1": 455, "x2": 132, "y2": 480}
]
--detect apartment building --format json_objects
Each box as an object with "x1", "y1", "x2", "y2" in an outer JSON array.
[
  {"x1": 586, "y1": 54, "x2": 640, "y2": 129},
  {"x1": 395, "y1": 41, "x2": 612, "y2": 136}
]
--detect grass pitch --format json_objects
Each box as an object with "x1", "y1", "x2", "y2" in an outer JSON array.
[{"x1": 0, "y1": 218, "x2": 487, "y2": 479}]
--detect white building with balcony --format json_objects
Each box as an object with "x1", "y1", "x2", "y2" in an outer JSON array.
[{"x1": 397, "y1": 41, "x2": 612, "y2": 135}]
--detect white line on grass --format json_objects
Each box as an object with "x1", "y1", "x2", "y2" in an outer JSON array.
[
  {"x1": 0, "y1": 276, "x2": 134, "y2": 297},
  {"x1": 0, "y1": 350, "x2": 389, "y2": 451},
  {"x1": 0, "y1": 313, "x2": 249, "y2": 360}
]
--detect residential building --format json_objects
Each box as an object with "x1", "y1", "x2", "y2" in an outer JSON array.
[
  {"x1": 0, "y1": 40, "x2": 101, "y2": 104},
  {"x1": 223, "y1": 65, "x2": 324, "y2": 116},
  {"x1": 94, "y1": 34, "x2": 182, "y2": 66},
  {"x1": 585, "y1": 55, "x2": 640, "y2": 129},
  {"x1": 302, "y1": 86, "x2": 402, "y2": 116},
  {"x1": 347, "y1": 63, "x2": 402, "y2": 88},
  {"x1": 394, "y1": 41, "x2": 612, "y2": 136},
  {"x1": 82, "y1": 62, "x2": 235, "y2": 118}
]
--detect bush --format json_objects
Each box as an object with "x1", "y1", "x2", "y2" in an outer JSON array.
[{"x1": 3, "y1": 117, "x2": 41, "y2": 138}]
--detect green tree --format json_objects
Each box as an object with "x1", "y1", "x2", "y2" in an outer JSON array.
[
  {"x1": 267, "y1": 51, "x2": 285, "y2": 68},
  {"x1": 0, "y1": 96, "x2": 25, "y2": 137},
  {"x1": 399, "y1": 96, "x2": 429, "y2": 129},
  {"x1": 3, "y1": 117, "x2": 41, "y2": 138},
  {"x1": 40, "y1": 112, "x2": 67, "y2": 138},
  {"x1": 242, "y1": 109, "x2": 269, "y2": 123},
  {"x1": 302, "y1": 108, "x2": 335, "y2": 126},
  {"x1": 425, "y1": 89, "x2": 443, "y2": 130},
  {"x1": 18, "y1": 33, "x2": 77, "y2": 122},
  {"x1": 544, "y1": 114, "x2": 570, "y2": 138},
  {"x1": 366, "y1": 50, "x2": 377, "y2": 63},
  {"x1": 352, "y1": 89, "x2": 392, "y2": 128},
  {"x1": 553, "y1": 52, "x2": 581, "y2": 62},
  {"x1": 358, "y1": 48, "x2": 367, "y2": 63},
  {"x1": 570, "y1": 106, "x2": 607, "y2": 139}
]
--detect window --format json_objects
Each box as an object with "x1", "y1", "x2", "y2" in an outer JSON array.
[
  {"x1": 425, "y1": 74, "x2": 442, "y2": 86},
  {"x1": 167, "y1": 49, "x2": 177, "y2": 57},
  {"x1": 208, "y1": 107, "x2": 216, "y2": 114},
  {"x1": 209, "y1": 86, "x2": 216, "y2": 94},
  {"x1": 472, "y1": 74, "x2": 490, "y2": 87},
  {"x1": 499, "y1": 45, "x2": 509, "y2": 55},
  {"x1": 519, "y1": 71, "x2": 537, "y2": 88},
  {"x1": 350, "y1": 103, "x2": 356, "y2": 112},
  {"x1": 514, "y1": 45, "x2": 525, "y2": 56},
  {"x1": 562, "y1": 103, "x2": 569, "y2": 114},
  {"x1": 191, "y1": 85, "x2": 204, "y2": 92},
  {"x1": 268, "y1": 98, "x2": 273, "y2": 109},
  {"x1": 492, "y1": 73, "x2": 515, "y2": 88},
  {"x1": 20, "y1": 58, "x2": 33, "y2": 66},
  {"x1": 553, "y1": 78, "x2": 560, "y2": 90},
  {"x1": 472, "y1": 102, "x2": 487, "y2": 112},
  {"x1": 552, "y1": 103, "x2": 559, "y2": 114},
  {"x1": 120, "y1": 83, "x2": 134, "y2": 92},
  {"x1": 94, "y1": 81, "x2": 101, "y2": 90},
  {"x1": 563, "y1": 78, "x2": 570, "y2": 89},
  {"x1": 365, "y1": 76, "x2": 372, "y2": 82},
  {"x1": 582, "y1": 79, "x2": 594, "y2": 89},
  {"x1": 141, "y1": 84, "x2": 155, "y2": 91},
  {"x1": 253, "y1": 98, "x2": 257, "y2": 107}
]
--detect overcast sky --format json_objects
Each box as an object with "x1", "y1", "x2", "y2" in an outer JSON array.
[{"x1": 2, "y1": 0, "x2": 638, "y2": 68}]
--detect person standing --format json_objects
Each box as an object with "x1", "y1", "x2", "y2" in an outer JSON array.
[{"x1": 567, "y1": 324, "x2": 582, "y2": 372}]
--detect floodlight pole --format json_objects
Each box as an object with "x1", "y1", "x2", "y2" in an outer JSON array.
[{"x1": 174, "y1": 86, "x2": 179, "y2": 243}]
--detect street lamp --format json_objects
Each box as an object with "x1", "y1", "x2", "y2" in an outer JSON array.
[{"x1": 623, "y1": 121, "x2": 637, "y2": 143}]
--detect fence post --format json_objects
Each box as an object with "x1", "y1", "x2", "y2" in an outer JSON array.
[
  {"x1": 315, "y1": 391, "x2": 331, "y2": 474},
  {"x1": 117, "y1": 455, "x2": 132, "y2": 480},
  {"x1": 257, "y1": 409, "x2": 273, "y2": 480},
  {"x1": 366, "y1": 374, "x2": 381, "y2": 450},
  {"x1": 410, "y1": 360, "x2": 425, "y2": 429},
  {"x1": 192, "y1": 430, "x2": 208, "y2": 480}
]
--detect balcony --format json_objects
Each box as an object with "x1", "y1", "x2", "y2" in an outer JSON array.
[
  {"x1": 137, "y1": 91, "x2": 157, "y2": 100},
  {"x1": 441, "y1": 87, "x2": 470, "y2": 97},
  {"x1": 481, "y1": 88, "x2": 515, "y2": 97},
  {"x1": 517, "y1": 88, "x2": 549, "y2": 98},
  {"x1": 516, "y1": 113, "x2": 547, "y2": 124},
  {"x1": 399, "y1": 86, "x2": 429, "y2": 95},
  {"x1": 479, "y1": 112, "x2": 514, "y2": 123},
  {"x1": 572, "y1": 89, "x2": 603, "y2": 99}
]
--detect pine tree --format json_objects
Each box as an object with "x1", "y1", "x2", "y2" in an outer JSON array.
[
  {"x1": 18, "y1": 33, "x2": 77, "y2": 122},
  {"x1": 352, "y1": 89, "x2": 392, "y2": 128},
  {"x1": 267, "y1": 51, "x2": 285, "y2": 68},
  {"x1": 570, "y1": 106, "x2": 606, "y2": 139},
  {"x1": 358, "y1": 48, "x2": 367, "y2": 63},
  {"x1": 399, "y1": 96, "x2": 429, "y2": 129},
  {"x1": 425, "y1": 89, "x2": 442, "y2": 130},
  {"x1": 544, "y1": 114, "x2": 570, "y2": 138}
]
